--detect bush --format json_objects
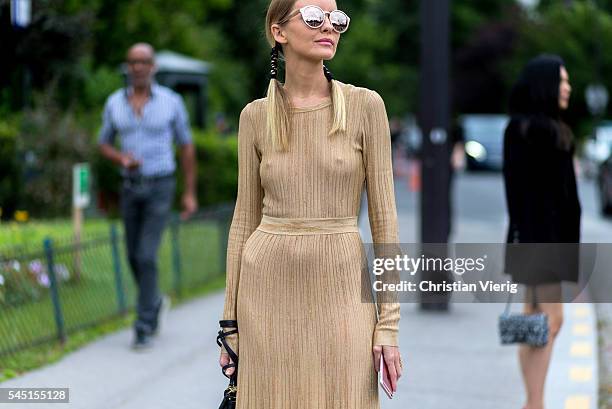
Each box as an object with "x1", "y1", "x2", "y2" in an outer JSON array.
[
  {"x1": 178, "y1": 129, "x2": 238, "y2": 208},
  {"x1": 0, "y1": 259, "x2": 72, "y2": 307},
  {"x1": 0, "y1": 118, "x2": 22, "y2": 220},
  {"x1": 19, "y1": 100, "x2": 92, "y2": 217},
  {"x1": 92, "y1": 150, "x2": 121, "y2": 217}
]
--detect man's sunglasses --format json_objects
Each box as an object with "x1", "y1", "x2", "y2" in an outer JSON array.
[{"x1": 279, "y1": 5, "x2": 350, "y2": 34}]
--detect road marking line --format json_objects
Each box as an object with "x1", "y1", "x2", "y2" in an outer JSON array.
[
  {"x1": 564, "y1": 395, "x2": 590, "y2": 409},
  {"x1": 570, "y1": 342, "x2": 592, "y2": 357},
  {"x1": 572, "y1": 323, "x2": 590, "y2": 336},
  {"x1": 573, "y1": 305, "x2": 589, "y2": 318},
  {"x1": 569, "y1": 366, "x2": 593, "y2": 382}
]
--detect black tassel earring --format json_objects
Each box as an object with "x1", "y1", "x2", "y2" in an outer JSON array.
[
  {"x1": 270, "y1": 42, "x2": 280, "y2": 80},
  {"x1": 323, "y1": 65, "x2": 333, "y2": 82}
]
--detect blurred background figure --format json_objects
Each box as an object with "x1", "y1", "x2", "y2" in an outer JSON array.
[
  {"x1": 215, "y1": 112, "x2": 232, "y2": 136},
  {"x1": 450, "y1": 119, "x2": 466, "y2": 172},
  {"x1": 98, "y1": 43, "x2": 198, "y2": 349},
  {"x1": 502, "y1": 54, "x2": 581, "y2": 409},
  {"x1": 389, "y1": 116, "x2": 403, "y2": 151}
]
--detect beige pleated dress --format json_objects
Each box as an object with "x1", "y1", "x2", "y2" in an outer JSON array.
[{"x1": 220, "y1": 81, "x2": 401, "y2": 409}]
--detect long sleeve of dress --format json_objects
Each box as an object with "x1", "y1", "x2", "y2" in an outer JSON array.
[
  {"x1": 362, "y1": 90, "x2": 401, "y2": 347},
  {"x1": 220, "y1": 104, "x2": 264, "y2": 355}
]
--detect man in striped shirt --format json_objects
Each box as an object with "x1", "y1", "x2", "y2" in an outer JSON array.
[{"x1": 98, "y1": 43, "x2": 197, "y2": 349}]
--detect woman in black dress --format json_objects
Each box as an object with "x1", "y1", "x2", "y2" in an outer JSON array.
[{"x1": 503, "y1": 54, "x2": 581, "y2": 409}]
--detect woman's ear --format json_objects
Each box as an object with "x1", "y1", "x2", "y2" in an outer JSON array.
[{"x1": 271, "y1": 24, "x2": 288, "y2": 45}]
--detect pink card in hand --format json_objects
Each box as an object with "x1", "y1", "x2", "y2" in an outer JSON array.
[{"x1": 379, "y1": 354, "x2": 394, "y2": 399}]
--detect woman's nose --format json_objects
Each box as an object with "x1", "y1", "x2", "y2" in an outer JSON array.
[{"x1": 320, "y1": 13, "x2": 334, "y2": 32}]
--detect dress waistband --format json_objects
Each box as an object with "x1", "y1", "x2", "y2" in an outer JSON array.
[{"x1": 256, "y1": 215, "x2": 359, "y2": 235}]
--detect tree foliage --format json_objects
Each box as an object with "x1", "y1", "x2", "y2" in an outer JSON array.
[{"x1": 3, "y1": 0, "x2": 610, "y2": 122}]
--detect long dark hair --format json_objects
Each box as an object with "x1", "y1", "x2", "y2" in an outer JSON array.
[{"x1": 508, "y1": 54, "x2": 573, "y2": 150}]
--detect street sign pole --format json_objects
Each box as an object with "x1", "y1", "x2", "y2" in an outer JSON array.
[
  {"x1": 72, "y1": 163, "x2": 91, "y2": 281},
  {"x1": 11, "y1": 0, "x2": 32, "y2": 108},
  {"x1": 10, "y1": 0, "x2": 31, "y2": 28},
  {"x1": 419, "y1": 0, "x2": 452, "y2": 310}
]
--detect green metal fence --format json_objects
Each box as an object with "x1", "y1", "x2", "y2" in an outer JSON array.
[{"x1": 0, "y1": 204, "x2": 233, "y2": 357}]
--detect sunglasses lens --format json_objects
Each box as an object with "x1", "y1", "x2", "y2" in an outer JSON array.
[
  {"x1": 330, "y1": 11, "x2": 349, "y2": 33},
  {"x1": 301, "y1": 6, "x2": 325, "y2": 28}
]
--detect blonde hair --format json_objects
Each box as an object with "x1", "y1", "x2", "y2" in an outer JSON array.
[{"x1": 265, "y1": 0, "x2": 347, "y2": 151}]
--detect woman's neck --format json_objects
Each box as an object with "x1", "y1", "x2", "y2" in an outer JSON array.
[{"x1": 283, "y1": 57, "x2": 330, "y2": 103}]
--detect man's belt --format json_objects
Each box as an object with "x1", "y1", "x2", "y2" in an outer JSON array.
[{"x1": 122, "y1": 173, "x2": 174, "y2": 183}]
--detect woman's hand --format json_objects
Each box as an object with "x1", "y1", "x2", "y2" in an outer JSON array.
[
  {"x1": 372, "y1": 344, "x2": 403, "y2": 393},
  {"x1": 219, "y1": 351, "x2": 236, "y2": 377},
  {"x1": 218, "y1": 332, "x2": 239, "y2": 377}
]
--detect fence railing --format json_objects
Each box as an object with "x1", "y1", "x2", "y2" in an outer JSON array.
[{"x1": 0, "y1": 204, "x2": 234, "y2": 358}]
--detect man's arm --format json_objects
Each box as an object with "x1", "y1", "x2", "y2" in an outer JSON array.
[
  {"x1": 173, "y1": 97, "x2": 198, "y2": 220},
  {"x1": 180, "y1": 143, "x2": 197, "y2": 195},
  {"x1": 98, "y1": 98, "x2": 140, "y2": 170},
  {"x1": 172, "y1": 96, "x2": 197, "y2": 219},
  {"x1": 179, "y1": 143, "x2": 197, "y2": 219},
  {"x1": 99, "y1": 143, "x2": 132, "y2": 168}
]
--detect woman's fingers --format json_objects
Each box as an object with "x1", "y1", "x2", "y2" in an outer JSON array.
[
  {"x1": 219, "y1": 351, "x2": 235, "y2": 376},
  {"x1": 382, "y1": 346, "x2": 400, "y2": 392},
  {"x1": 372, "y1": 344, "x2": 383, "y2": 372},
  {"x1": 395, "y1": 353, "x2": 403, "y2": 380}
]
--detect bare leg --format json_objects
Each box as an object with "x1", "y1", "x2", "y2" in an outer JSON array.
[{"x1": 519, "y1": 284, "x2": 563, "y2": 409}]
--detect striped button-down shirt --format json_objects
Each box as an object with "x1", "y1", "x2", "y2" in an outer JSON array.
[{"x1": 98, "y1": 83, "x2": 192, "y2": 177}]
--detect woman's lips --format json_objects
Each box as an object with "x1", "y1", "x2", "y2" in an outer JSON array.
[{"x1": 316, "y1": 40, "x2": 334, "y2": 46}]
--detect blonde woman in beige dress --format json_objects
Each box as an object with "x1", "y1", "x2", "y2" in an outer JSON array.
[{"x1": 218, "y1": 0, "x2": 403, "y2": 407}]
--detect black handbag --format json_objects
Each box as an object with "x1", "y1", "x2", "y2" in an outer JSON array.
[
  {"x1": 216, "y1": 320, "x2": 239, "y2": 409},
  {"x1": 498, "y1": 285, "x2": 549, "y2": 347}
]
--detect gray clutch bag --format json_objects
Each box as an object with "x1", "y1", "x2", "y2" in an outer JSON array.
[{"x1": 498, "y1": 285, "x2": 549, "y2": 347}]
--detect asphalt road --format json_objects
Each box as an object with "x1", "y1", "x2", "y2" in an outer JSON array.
[{"x1": 387, "y1": 167, "x2": 612, "y2": 243}]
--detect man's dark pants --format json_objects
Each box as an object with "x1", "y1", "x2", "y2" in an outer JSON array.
[{"x1": 120, "y1": 175, "x2": 176, "y2": 334}]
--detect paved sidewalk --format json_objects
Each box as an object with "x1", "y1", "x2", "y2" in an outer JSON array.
[
  {"x1": 1, "y1": 291, "x2": 230, "y2": 409},
  {"x1": 2, "y1": 285, "x2": 596, "y2": 409}
]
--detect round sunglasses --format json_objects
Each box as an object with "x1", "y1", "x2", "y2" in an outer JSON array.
[{"x1": 279, "y1": 5, "x2": 350, "y2": 34}]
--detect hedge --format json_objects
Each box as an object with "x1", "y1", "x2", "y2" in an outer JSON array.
[
  {"x1": 0, "y1": 120, "x2": 21, "y2": 220},
  {"x1": 0, "y1": 117, "x2": 239, "y2": 219}
]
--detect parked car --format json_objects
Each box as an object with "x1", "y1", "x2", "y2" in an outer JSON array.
[{"x1": 460, "y1": 114, "x2": 509, "y2": 171}]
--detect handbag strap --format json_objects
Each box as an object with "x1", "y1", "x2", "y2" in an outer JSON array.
[
  {"x1": 216, "y1": 320, "x2": 239, "y2": 381},
  {"x1": 504, "y1": 284, "x2": 538, "y2": 315}
]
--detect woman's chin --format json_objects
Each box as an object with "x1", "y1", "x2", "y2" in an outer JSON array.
[
  {"x1": 310, "y1": 51, "x2": 336, "y2": 62},
  {"x1": 299, "y1": 46, "x2": 334, "y2": 61}
]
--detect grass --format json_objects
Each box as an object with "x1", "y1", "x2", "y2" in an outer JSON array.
[
  {"x1": 0, "y1": 218, "x2": 112, "y2": 253},
  {"x1": 0, "y1": 274, "x2": 227, "y2": 383},
  {"x1": 0, "y1": 216, "x2": 229, "y2": 381}
]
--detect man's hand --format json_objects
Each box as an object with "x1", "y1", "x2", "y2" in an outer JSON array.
[
  {"x1": 180, "y1": 192, "x2": 198, "y2": 220},
  {"x1": 120, "y1": 153, "x2": 141, "y2": 170},
  {"x1": 99, "y1": 144, "x2": 141, "y2": 170}
]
